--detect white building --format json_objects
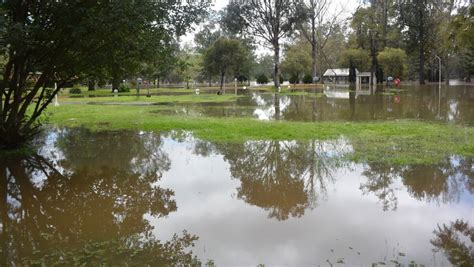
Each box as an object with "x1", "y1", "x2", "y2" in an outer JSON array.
[{"x1": 323, "y1": 69, "x2": 376, "y2": 85}]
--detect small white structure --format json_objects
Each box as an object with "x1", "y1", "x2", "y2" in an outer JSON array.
[
  {"x1": 195, "y1": 88, "x2": 200, "y2": 95},
  {"x1": 323, "y1": 69, "x2": 376, "y2": 84},
  {"x1": 357, "y1": 72, "x2": 375, "y2": 85}
]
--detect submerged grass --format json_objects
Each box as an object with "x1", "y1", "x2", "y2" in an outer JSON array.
[{"x1": 44, "y1": 104, "x2": 474, "y2": 165}]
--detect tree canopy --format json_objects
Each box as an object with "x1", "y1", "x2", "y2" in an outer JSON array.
[
  {"x1": 0, "y1": 0, "x2": 209, "y2": 149},
  {"x1": 203, "y1": 37, "x2": 250, "y2": 89}
]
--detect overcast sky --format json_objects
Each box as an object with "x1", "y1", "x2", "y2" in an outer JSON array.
[{"x1": 183, "y1": 0, "x2": 362, "y2": 54}]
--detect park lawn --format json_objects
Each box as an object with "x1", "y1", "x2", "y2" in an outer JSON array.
[
  {"x1": 60, "y1": 87, "x2": 200, "y2": 96},
  {"x1": 57, "y1": 94, "x2": 243, "y2": 104},
  {"x1": 44, "y1": 104, "x2": 474, "y2": 165}
]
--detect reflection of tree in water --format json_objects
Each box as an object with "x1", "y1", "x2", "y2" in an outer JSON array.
[
  {"x1": 54, "y1": 128, "x2": 170, "y2": 175},
  {"x1": 361, "y1": 157, "x2": 473, "y2": 211},
  {"x1": 0, "y1": 129, "x2": 200, "y2": 265},
  {"x1": 402, "y1": 157, "x2": 472, "y2": 203},
  {"x1": 213, "y1": 140, "x2": 348, "y2": 220},
  {"x1": 360, "y1": 163, "x2": 401, "y2": 211},
  {"x1": 431, "y1": 219, "x2": 474, "y2": 267}
]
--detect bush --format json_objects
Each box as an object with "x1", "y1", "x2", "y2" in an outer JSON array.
[
  {"x1": 256, "y1": 74, "x2": 269, "y2": 84},
  {"x1": 237, "y1": 75, "x2": 248, "y2": 83},
  {"x1": 119, "y1": 84, "x2": 130, "y2": 92},
  {"x1": 303, "y1": 74, "x2": 313, "y2": 84},
  {"x1": 69, "y1": 85, "x2": 82, "y2": 94},
  {"x1": 289, "y1": 74, "x2": 299, "y2": 84},
  {"x1": 279, "y1": 75, "x2": 284, "y2": 84}
]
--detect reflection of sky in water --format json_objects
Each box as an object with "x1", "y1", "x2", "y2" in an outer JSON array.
[
  {"x1": 151, "y1": 137, "x2": 473, "y2": 266},
  {"x1": 448, "y1": 100, "x2": 458, "y2": 121},
  {"x1": 5, "y1": 128, "x2": 472, "y2": 265},
  {"x1": 252, "y1": 93, "x2": 291, "y2": 120}
]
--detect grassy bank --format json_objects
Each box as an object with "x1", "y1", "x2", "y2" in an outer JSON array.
[{"x1": 44, "y1": 104, "x2": 474, "y2": 165}]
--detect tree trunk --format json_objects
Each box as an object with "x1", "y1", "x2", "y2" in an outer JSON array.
[
  {"x1": 273, "y1": 42, "x2": 281, "y2": 88},
  {"x1": 87, "y1": 79, "x2": 95, "y2": 91},
  {"x1": 418, "y1": 6, "x2": 425, "y2": 85},
  {"x1": 208, "y1": 74, "x2": 212, "y2": 88},
  {"x1": 445, "y1": 55, "x2": 450, "y2": 85},
  {"x1": 381, "y1": 0, "x2": 388, "y2": 48},
  {"x1": 220, "y1": 71, "x2": 225, "y2": 90},
  {"x1": 0, "y1": 161, "x2": 9, "y2": 267},
  {"x1": 311, "y1": 17, "x2": 317, "y2": 80},
  {"x1": 370, "y1": 36, "x2": 376, "y2": 85},
  {"x1": 112, "y1": 76, "x2": 121, "y2": 92}
]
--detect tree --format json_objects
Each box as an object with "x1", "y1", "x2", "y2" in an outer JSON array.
[
  {"x1": 377, "y1": 47, "x2": 408, "y2": 78},
  {"x1": 317, "y1": 24, "x2": 347, "y2": 77},
  {"x1": 203, "y1": 38, "x2": 249, "y2": 90},
  {"x1": 253, "y1": 54, "x2": 274, "y2": 79},
  {"x1": 296, "y1": 0, "x2": 344, "y2": 80},
  {"x1": 449, "y1": 5, "x2": 474, "y2": 81},
  {"x1": 257, "y1": 74, "x2": 270, "y2": 84},
  {"x1": 239, "y1": 0, "x2": 300, "y2": 87},
  {"x1": 194, "y1": 12, "x2": 222, "y2": 53},
  {"x1": 0, "y1": 0, "x2": 209, "y2": 149},
  {"x1": 398, "y1": 0, "x2": 438, "y2": 84},
  {"x1": 281, "y1": 40, "x2": 312, "y2": 83},
  {"x1": 338, "y1": 48, "x2": 370, "y2": 71},
  {"x1": 220, "y1": 2, "x2": 249, "y2": 38},
  {"x1": 140, "y1": 42, "x2": 180, "y2": 88}
]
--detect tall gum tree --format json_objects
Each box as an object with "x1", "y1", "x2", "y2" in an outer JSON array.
[
  {"x1": 398, "y1": 0, "x2": 438, "y2": 84},
  {"x1": 295, "y1": 0, "x2": 345, "y2": 81},
  {"x1": 239, "y1": 0, "x2": 299, "y2": 88}
]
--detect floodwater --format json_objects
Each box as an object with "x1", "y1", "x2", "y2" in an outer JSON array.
[
  {"x1": 1, "y1": 126, "x2": 472, "y2": 266},
  {"x1": 155, "y1": 85, "x2": 474, "y2": 125}
]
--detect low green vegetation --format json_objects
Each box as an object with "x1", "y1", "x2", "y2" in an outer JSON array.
[
  {"x1": 59, "y1": 87, "x2": 204, "y2": 96},
  {"x1": 44, "y1": 104, "x2": 474, "y2": 165},
  {"x1": 58, "y1": 94, "x2": 242, "y2": 104}
]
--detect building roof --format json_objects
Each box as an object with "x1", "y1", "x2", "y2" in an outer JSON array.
[
  {"x1": 357, "y1": 72, "x2": 372, "y2": 77},
  {"x1": 323, "y1": 68, "x2": 359, "y2": 77}
]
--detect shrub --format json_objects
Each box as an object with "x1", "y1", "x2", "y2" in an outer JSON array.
[
  {"x1": 119, "y1": 84, "x2": 130, "y2": 92},
  {"x1": 289, "y1": 74, "x2": 299, "y2": 84},
  {"x1": 303, "y1": 74, "x2": 313, "y2": 84},
  {"x1": 256, "y1": 74, "x2": 269, "y2": 84},
  {"x1": 69, "y1": 85, "x2": 82, "y2": 94},
  {"x1": 279, "y1": 75, "x2": 284, "y2": 84},
  {"x1": 237, "y1": 75, "x2": 248, "y2": 82}
]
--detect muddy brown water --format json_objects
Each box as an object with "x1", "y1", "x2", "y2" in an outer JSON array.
[
  {"x1": 150, "y1": 85, "x2": 474, "y2": 125},
  {"x1": 1, "y1": 124, "x2": 472, "y2": 266}
]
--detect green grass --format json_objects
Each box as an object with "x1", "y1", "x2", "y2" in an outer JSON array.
[
  {"x1": 60, "y1": 87, "x2": 202, "y2": 96},
  {"x1": 58, "y1": 94, "x2": 243, "y2": 104},
  {"x1": 44, "y1": 104, "x2": 474, "y2": 165}
]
